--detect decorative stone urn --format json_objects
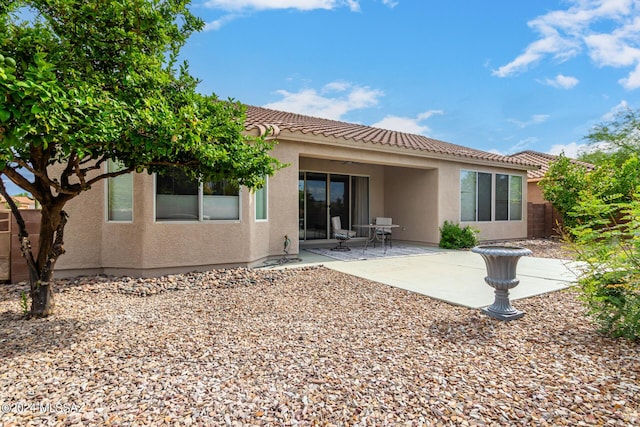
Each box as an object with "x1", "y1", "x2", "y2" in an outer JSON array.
[{"x1": 471, "y1": 245, "x2": 532, "y2": 321}]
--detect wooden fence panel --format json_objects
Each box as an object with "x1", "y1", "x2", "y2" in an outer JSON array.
[
  {"x1": 10, "y1": 210, "x2": 41, "y2": 284},
  {"x1": 0, "y1": 211, "x2": 10, "y2": 281},
  {"x1": 528, "y1": 202, "x2": 563, "y2": 238}
]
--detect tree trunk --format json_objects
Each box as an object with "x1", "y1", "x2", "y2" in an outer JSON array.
[
  {"x1": 27, "y1": 206, "x2": 68, "y2": 317},
  {"x1": 30, "y1": 280, "x2": 56, "y2": 316}
]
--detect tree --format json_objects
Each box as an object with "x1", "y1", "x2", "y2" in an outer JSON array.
[
  {"x1": 577, "y1": 107, "x2": 640, "y2": 167},
  {"x1": 538, "y1": 153, "x2": 589, "y2": 229},
  {"x1": 0, "y1": 0, "x2": 282, "y2": 317},
  {"x1": 540, "y1": 152, "x2": 639, "y2": 230},
  {"x1": 586, "y1": 108, "x2": 640, "y2": 160}
]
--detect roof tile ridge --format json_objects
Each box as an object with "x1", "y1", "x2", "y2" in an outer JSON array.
[{"x1": 246, "y1": 105, "x2": 538, "y2": 165}]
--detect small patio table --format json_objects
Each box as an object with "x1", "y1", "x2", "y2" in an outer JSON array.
[{"x1": 354, "y1": 224, "x2": 400, "y2": 254}]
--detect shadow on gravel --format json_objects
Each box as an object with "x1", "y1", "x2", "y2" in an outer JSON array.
[{"x1": 0, "y1": 311, "x2": 106, "y2": 359}]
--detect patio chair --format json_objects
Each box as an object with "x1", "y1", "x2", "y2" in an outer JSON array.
[
  {"x1": 374, "y1": 217, "x2": 393, "y2": 248},
  {"x1": 331, "y1": 216, "x2": 356, "y2": 251}
]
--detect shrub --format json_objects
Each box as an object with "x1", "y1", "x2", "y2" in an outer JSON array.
[
  {"x1": 569, "y1": 192, "x2": 640, "y2": 340},
  {"x1": 439, "y1": 221, "x2": 478, "y2": 249}
]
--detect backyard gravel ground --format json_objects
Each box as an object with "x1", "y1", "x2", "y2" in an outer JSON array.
[
  {"x1": 481, "y1": 238, "x2": 574, "y2": 260},
  {"x1": 1, "y1": 241, "x2": 638, "y2": 426}
]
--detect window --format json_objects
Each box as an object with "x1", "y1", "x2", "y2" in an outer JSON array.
[
  {"x1": 495, "y1": 174, "x2": 522, "y2": 221},
  {"x1": 203, "y1": 179, "x2": 239, "y2": 220},
  {"x1": 156, "y1": 168, "x2": 199, "y2": 220},
  {"x1": 460, "y1": 170, "x2": 491, "y2": 222},
  {"x1": 155, "y1": 168, "x2": 240, "y2": 221},
  {"x1": 106, "y1": 160, "x2": 133, "y2": 222},
  {"x1": 255, "y1": 178, "x2": 267, "y2": 221},
  {"x1": 509, "y1": 175, "x2": 523, "y2": 220},
  {"x1": 495, "y1": 174, "x2": 509, "y2": 221},
  {"x1": 461, "y1": 171, "x2": 523, "y2": 222}
]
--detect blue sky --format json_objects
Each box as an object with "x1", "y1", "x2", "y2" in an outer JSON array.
[
  {"x1": 182, "y1": 0, "x2": 640, "y2": 157},
  {"x1": 4, "y1": 0, "x2": 640, "y2": 196}
]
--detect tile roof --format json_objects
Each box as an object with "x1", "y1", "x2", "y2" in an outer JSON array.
[
  {"x1": 508, "y1": 150, "x2": 595, "y2": 180},
  {"x1": 245, "y1": 106, "x2": 536, "y2": 168}
]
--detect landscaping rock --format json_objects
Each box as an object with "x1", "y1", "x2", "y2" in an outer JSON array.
[{"x1": 1, "y1": 264, "x2": 637, "y2": 425}]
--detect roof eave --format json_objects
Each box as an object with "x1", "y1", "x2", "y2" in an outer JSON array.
[{"x1": 260, "y1": 129, "x2": 536, "y2": 171}]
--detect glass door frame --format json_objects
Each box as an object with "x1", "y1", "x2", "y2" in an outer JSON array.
[{"x1": 299, "y1": 170, "x2": 369, "y2": 241}]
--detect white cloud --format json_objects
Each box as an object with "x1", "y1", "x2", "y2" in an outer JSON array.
[
  {"x1": 346, "y1": 0, "x2": 360, "y2": 11},
  {"x1": 542, "y1": 74, "x2": 580, "y2": 89},
  {"x1": 263, "y1": 81, "x2": 383, "y2": 120},
  {"x1": 493, "y1": 0, "x2": 640, "y2": 89},
  {"x1": 323, "y1": 81, "x2": 352, "y2": 92},
  {"x1": 508, "y1": 114, "x2": 550, "y2": 128},
  {"x1": 371, "y1": 110, "x2": 443, "y2": 135},
  {"x1": 204, "y1": 0, "x2": 358, "y2": 11},
  {"x1": 601, "y1": 99, "x2": 630, "y2": 120},
  {"x1": 204, "y1": 14, "x2": 240, "y2": 31},
  {"x1": 203, "y1": 0, "x2": 365, "y2": 29},
  {"x1": 620, "y1": 63, "x2": 640, "y2": 89},
  {"x1": 548, "y1": 141, "x2": 588, "y2": 158},
  {"x1": 381, "y1": 0, "x2": 399, "y2": 7},
  {"x1": 508, "y1": 137, "x2": 538, "y2": 153}
]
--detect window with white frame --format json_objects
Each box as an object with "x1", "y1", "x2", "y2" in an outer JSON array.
[
  {"x1": 460, "y1": 170, "x2": 492, "y2": 222},
  {"x1": 106, "y1": 160, "x2": 133, "y2": 222},
  {"x1": 461, "y1": 170, "x2": 523, "y2": 222},
  {"x1": 508, "y1": 174, "x2": 523, "y2": 220},
  {"x1": 155, "y1": 168, "x2": 240, "y2": 221},
  {"x1": 203, "y1": 179, "x2": 240, "y2": 220},
  {"x1": 255, "y1": 178, "x2": 267, "y2": 221},
  {"x1": 495, "y1": 174, "x2": 523, "y2": 220}
]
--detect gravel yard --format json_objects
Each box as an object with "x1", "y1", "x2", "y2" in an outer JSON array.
[
  {"x1": 481, "y1": 238, "x2": 574, "y2": 260},
  {"x1": 1, "y1": 255, "x2": 638, "y2": 426}
]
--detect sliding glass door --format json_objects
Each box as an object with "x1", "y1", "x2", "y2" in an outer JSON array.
[
  {"x1": 299, "y1": 172, "x2": 369, "y2": 241},
  {"x1": 303, "y1": 172, "x2": 328, "y2": 239}
]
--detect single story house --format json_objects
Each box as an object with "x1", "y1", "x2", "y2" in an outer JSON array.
[{"x1": 55, "y1": 106, "x2": 537, "y2": 278}]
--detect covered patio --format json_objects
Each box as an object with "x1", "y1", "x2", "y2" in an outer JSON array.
[{"x1": 297, "y1": 156, "x2": 440, "y2": 249}]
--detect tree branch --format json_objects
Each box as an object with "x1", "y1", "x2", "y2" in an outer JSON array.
[
  {"x1": 2, "y1": 166, "x2": 39, "y2": 198},
  {"x1": 42, "y1": 210, "x2": 68, "y2": 280},
  {"x1": 85, "y1": 167, "x2": 135, "y2": 187},
  {"x1": 78, "y1": 155, "x2": 108, "y2": 175},
  {"x1": 13, "y1": 156, "x2": 74, "y2": 195},
  {"x1": 60, "y1": 151, "x2": 78, "y2": 188}
]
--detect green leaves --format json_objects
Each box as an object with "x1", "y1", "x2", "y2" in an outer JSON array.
[
  {"x1": 1, "y1": 0, "x2": 282, "y2": 201},
  {"x1": 550, "y1": 109, "x2": 640, "y2": 340},
  {"x1": 570, "y1": 192, "x2": 640, "y2": 340},
  {"x1": 538, "y1": 154, "x2": 589, "y2": 229}
]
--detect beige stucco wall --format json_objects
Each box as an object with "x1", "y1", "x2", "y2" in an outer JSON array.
[
  {"x1": 528, "y1": 180, "x2": 545, "y2": 204},
  {"x1": 58, "y1": 143, "x2": 300, "y2": 277},
  {"x1": 55, "y1": 133, "x2": 531, "y2": 277},
  {"x1": 383, "y1": 166, "x2": 439, "y2": 243}
]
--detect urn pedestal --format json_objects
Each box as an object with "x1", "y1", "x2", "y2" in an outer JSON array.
[{"x1": 471, "y1": 246, "x2": 532, "y2": 321}]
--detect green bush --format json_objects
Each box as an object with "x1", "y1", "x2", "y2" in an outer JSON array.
[
  {"x1": 439, "y1": 221, "x2": 478, "y2": 249},
  {"x1": 570, "y1": 192, "x2": 640, "y2": 340}
]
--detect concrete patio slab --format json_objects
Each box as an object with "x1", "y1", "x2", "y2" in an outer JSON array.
[{"x1": 294, "y1": 249, "x2": 580, "y2": 309}]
